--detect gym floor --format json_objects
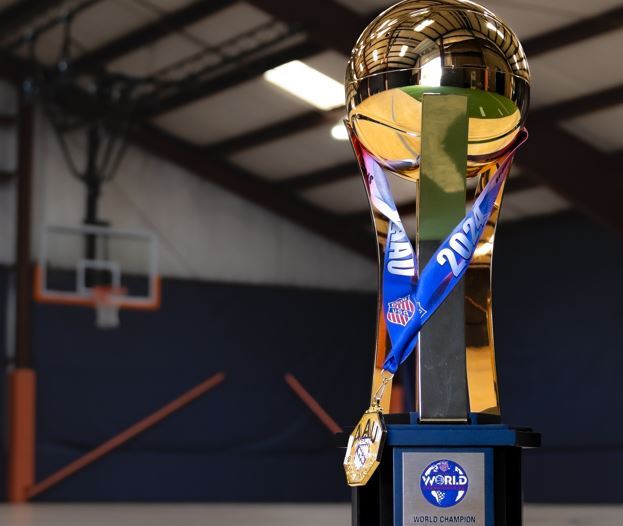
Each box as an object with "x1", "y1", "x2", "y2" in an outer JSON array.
[{"x1": 0, "y1": 504, "x2": 621, "y2": 526}]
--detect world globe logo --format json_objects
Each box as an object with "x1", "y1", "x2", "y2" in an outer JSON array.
[{"x1": 420, "y1": 460, "x2": 469, "y2": 508}]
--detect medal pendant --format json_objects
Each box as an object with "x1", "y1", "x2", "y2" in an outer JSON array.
[{"x1": 343, "y1": 405, "x2": 387, "y2": 486}]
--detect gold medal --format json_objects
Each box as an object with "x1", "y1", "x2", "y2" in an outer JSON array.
[
  {"x1": 343, "y1": 405, "x2": 387, "y2": 486},
  {"x1": 344, "y1": 372, "x2": 393, "y2": 486}
]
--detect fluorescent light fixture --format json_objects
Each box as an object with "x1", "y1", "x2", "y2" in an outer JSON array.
[
  {"x1": 263, "y1": 60, "x2": 344, "y2": 111},
  {"x1": 414, "y1": 19, "x2": 434, "y2": 32},
  {"x1": 399, "y1": 45, "x2": 409, "y2": 57},
  {"x1": 331, "y1": 122, "x2": 349, "y2": 141}
]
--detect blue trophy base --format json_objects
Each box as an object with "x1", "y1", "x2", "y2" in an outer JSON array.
[{"x1": 350, "y1": 413, "x2": 540, "y2": 526}]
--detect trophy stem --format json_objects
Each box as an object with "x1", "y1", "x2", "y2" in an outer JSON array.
[{"x1": 416, "y1": 94, "x2": 469, "y2": 422}]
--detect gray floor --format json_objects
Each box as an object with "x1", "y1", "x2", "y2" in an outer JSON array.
[{"x1": 0, "y1": 504, "x2": 621, "y2": 526}]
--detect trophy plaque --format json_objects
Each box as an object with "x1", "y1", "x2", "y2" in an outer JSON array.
[{"x1": 342, "y1": 1, "x2": 540, "y2": 524}]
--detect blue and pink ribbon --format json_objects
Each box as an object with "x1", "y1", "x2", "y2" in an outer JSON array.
[{"x1": 360, "y1": 129, "x2": 528, "y2": 374}]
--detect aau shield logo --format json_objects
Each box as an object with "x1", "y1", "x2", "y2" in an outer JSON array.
[
  {"x1": 386, "y1": 296, "x2": 416, "y2": 326},
  {"x1": 420, "y1": 459, "x2": 469, "y2": 508}
]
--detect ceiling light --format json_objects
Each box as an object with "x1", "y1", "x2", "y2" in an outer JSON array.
[
  {"x1": 486, "y1": 21, "x2": 504, "y2": 39},
  {"x1": 263, "y1": 60, "x2": 344, "y2": 111},
  {"x1": 331, "y1": 122, "x2": 349, "y2": 141},
  {"x1": 414, "y1": 19, "x2": 434, "y2": 32}
]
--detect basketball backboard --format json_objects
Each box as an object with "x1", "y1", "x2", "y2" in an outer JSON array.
[{"x1": 34, "y1": 224, "x2": 160, "y2": 328}]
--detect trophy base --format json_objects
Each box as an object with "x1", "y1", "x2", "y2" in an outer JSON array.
[{"x1": 350, "y1": 413, "x2": 540, "y2": 526}]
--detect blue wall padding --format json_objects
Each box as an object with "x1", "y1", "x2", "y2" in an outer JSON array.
[
  {"x1": 0, "y1": 212, "x2": 621, "y2": 502},
  {"x1": 494, "y1": 212, "x2": 623, "y2": 502},
  {"x1": 30, "y1": 279, "x2": 375, "y2": 501}
]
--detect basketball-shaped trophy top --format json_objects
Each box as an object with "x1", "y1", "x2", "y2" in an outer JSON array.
[{"x1": 345, "y1": 0, "x2": 530, "y2": 178}]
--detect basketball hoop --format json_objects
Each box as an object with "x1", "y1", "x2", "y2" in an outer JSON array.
[
  {"x1": 34, "y1": 224, "x2": 161, "y2": 329},
  {"x1": 92, "y1": 286, "x2": 127, "y2": 330}
]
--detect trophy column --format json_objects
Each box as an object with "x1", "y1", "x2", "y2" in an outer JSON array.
[
  {"x1": 418, "y1": 93, "x2": 504, "y2": 419},
  {"x1": 417, "y1": 93, "x2": 469, "y2": 423}
]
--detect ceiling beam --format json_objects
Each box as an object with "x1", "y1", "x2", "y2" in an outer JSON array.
[
  {"x1": 523, "y1": 6, "x2": 623, "y2": 56},
  {"x1": 146, "y1": 40, "x2": 321, "y2": 118},
  {"x1": 531, "y1": 84, "x2": 623, "y2": 122},
  {"x1": 247, "y1": 0, "x2": 364, "y2": 55},
  {"x1": 516, "y1": 118, "x2": 623, "y2": 230},
  {"x1": 128, "y1": 125, "x2": 375, "y2": 259},
  {"x1": 70, "y1": 0, "x2": 234, "y2": 73},
  {"x1": 205, "y1": 108, "x2": 344, "y2": 157},
  {"x1": 0, "y1": 0, "x2": 65, "y2": 35},
  {"x1": 278, "y1": 161, "x2": 358, "y2": 192}
]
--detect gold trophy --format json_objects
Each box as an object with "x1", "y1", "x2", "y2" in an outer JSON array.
[{"x1": 343, "y1": 0, "x2": 530, "y2": 488}]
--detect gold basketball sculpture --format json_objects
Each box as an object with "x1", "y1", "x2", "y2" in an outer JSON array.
[{"x1": 346, "y1": 0, "x2": 530, "y2": 180}]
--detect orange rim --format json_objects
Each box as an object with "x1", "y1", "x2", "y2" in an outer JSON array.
[{"x1": 33, "y1": 265, "x2": 161, "y2": 311}]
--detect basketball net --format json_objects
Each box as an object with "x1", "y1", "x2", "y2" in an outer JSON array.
[{"x1": 92, "y1": 286, "x2": 126, "y2": 329}]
